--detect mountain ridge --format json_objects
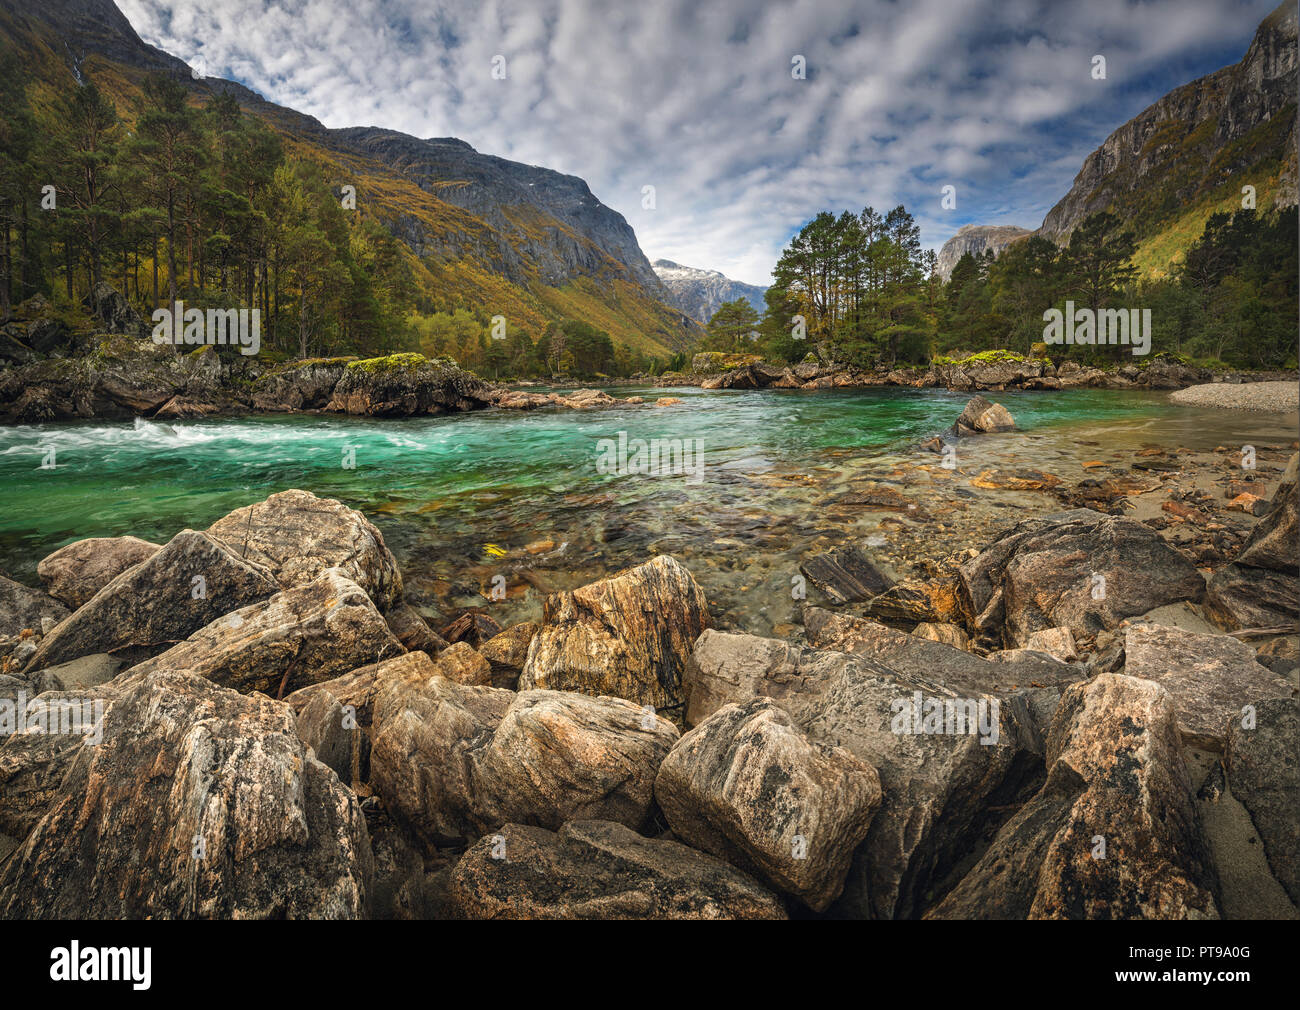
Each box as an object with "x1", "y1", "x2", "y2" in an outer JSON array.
[{"x1": 651, "y1": 259, "x2": 767, "y2": 323}]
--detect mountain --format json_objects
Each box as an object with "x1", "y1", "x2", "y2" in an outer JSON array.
[
  {"x1": 938, "y1": 1, "x2": 1297, "y2": 279},
  {"x1": 935, "y1": 225, "x2": 1031, "y2": 281},
  {"x1": 651, "y1": 260, "x2": 768, "y2": 324},
  {"x1": 0, "y1": 0, "x2": 698, "y2": 355}
]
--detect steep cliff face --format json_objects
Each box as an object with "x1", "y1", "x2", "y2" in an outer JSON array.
[
  {"x1": 935, "y1": 225, "x2": 1032, "y2": 281},
  {"x1": 0, "y1": 0, "x2": 698, "y2": 354},
  {"x1": 1038, "y1": 0, "x2": 1298, "y2": 244},
  {"x1": 652, "y1": 260, "x2": 768, "y2": 323}
]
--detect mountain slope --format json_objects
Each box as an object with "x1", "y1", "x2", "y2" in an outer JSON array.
[
  {"x1": 937, "y1": 1, "x2": 1297, "y2": 279},
  {"x1": 935, "y1": 225, "x2": 1031, "y2": 281},
  {"x1": 1038, "y1": 0, "x2": 1297, "y2": 274},
  {"x1": 0, "y1": 0, "x2": 698, "y2": 355},
  {"x1": 651, "y1": 260, "x2": 767, "y2": 323}
]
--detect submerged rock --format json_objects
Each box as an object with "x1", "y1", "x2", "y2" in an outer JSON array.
[
  {"x1": 798, "y1": 544, "x2": 895, "y2": 604},
  {"x1": 0, "y1": 670, "x2": 372, "y2": 919},
  {"x1": 519, "y1": 555, "x2": 710, "y2": 709},
  {"x1": 948, "y1": 395, "x2": 1016, "y2": 436},
  {"x1": 447, "y1": 820, "x2": 786, "y2": 919}
]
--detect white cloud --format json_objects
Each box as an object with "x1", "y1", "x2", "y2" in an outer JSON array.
[{"x1": 117, "y1": 0, "x2": 1276, "y2": 285}]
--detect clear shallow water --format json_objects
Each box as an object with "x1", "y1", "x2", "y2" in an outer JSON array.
[{"x1": 0, "y1": 385, "x2": 1290, "y2": 634}]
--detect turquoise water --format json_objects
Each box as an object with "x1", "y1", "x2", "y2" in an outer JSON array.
[{"x1": 0, "y1": 385, "x2": 1280, "y2": 633}]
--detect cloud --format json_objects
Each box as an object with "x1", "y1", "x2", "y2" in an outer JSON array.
[{"x1": 117, "y1": 0, "x2": 1276, "y2": 285}]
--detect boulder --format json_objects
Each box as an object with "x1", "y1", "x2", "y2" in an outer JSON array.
[
  {"x1": 324, "y1": 353, "x2": 492, "y2": 417},
  {"x1": 384, "y1": 602, "x2": 448, "y2": 655},
  {"x1": 121, "y1": 569, "x2": 404, "y2": 697},
  {"x1": 957, "y1": 509, "x2": 1205, "y2": 648},
  {"x1": 1122, "y1": 624, "x2": 1294, "y2": 751},
  {"x1": 250, "y1": 357, "x2": 352, "y2": 411},
  {"x1": 519, "y1": 555, "x2": 710, "y2": 709},
  {"x1": 286, "y1": 651, "x2": 434, "y2": 785},
  {"x1": 82, "y1": 282, "x2": 144, "y2": 336},
  {"x1": 25, "y1": 530, "x2": 278, "y2": 671},
  {"x1": 371, "y1": 677, "x2": 678, "y2": 845},
  {"x1": 447, "y1": 820, "x2": 786, "y2": 919},
  {"x1": 36, "y1": 535, "x2": 161, "y2": 610},
  {"x1": 0, "y1": 670, "x2": 372, "y2": 919},
  {"x1": 31, "y1": 653, "x2": 122, "y2": 694},
  {"x1": 798, "y1": 544, "x2": 895, "y2": 604},
  {"x1": 928, "y1": 674, "x2": 1219, "y2": 920},
  {"x1": 683, "y1": 629, "x2": 845, "y2": 727},
  {"x1": 861, "y1": 576, "x2": 965, "y2": 626},
  {"x1": 655, "y1": 698, "x2": 882, "y2": 911},
  {"x1": 949, "y1": 395, "x2": 1015, "y2": 436},
  {"x1": 430, "y1": 641, "x2": 491, "y2": 686},
  {"x1": 803, "y1": 608, "x2": 1082, "y2": 696},
  {"x1": 912, "y1": 622, "x2": 971, "y2": 651},
  {"x1": 207, "y1": 489, "x2": 403, "y2": 610},
  {"x1": 1023, "y1": 626, "x2": 1079, "y2": 662},
  {"x1": 0, "y1": 576, "x2": 69, "y2": 639},
  {"x1": 479, "y1": 622, "x2": 538, "y2": 688},
  {"x1": 1224, "y1": 697, "x2": 1299, "y2": 905}
]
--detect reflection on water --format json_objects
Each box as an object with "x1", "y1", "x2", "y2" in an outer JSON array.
[{"x1": 1, "y1": 385, "x2": 1294, "y2": 636}]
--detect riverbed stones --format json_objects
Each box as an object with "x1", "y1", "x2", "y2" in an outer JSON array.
[
  {"x1": 519, "y1": 555, "x2": 710, "y2": 708},
  {"x1": 798, "y1": 544, "x2": 895, "y2": 604},
  {"x1": 957, "y1": 509, "x2": 1205, "y2": 649},
  {"x1": 447, "y1": 820, "x2": 786, "y2": 920},
  {"x1": 36, "y1": 535, "x2": 161, "y2": 610},
  {"x1": 25, "y1": 530, "x2": 279, "y2": 672},
  {"x1": 0, "y1": 576, "x2": 68, "y2": 639},
  {"x1": 206, "y1": 489, "x2": 403, "y2": 611},
  {"x1": 1224, "y1": 697, "x2": 1299, "y2": 904},
  {"x1": 384, "y1": 602, "x2": 448, "y2": 655},
  {"x1": 655, "y1": 698, "x2": 882, "y2": 910},
  {"x1": 370, "y1": 677, "x2": 678, "y2": 845},
  {"x1": 1122, "y1": 624, "x2": 1293, "y2": 751},
  {"x1": 122, "y1": 568, "x2": 404, "y2": 697},
  {"x1": 0, "y1": 669, "x2": 372, "y2": 919}
]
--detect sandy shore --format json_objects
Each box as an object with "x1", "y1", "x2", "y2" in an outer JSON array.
[{"x1": 1170, "y1": 381, "x2": 1299, "y2": 412}]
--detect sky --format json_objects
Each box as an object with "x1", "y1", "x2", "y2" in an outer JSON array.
[{"x1": 116, "y1": 0, "x2": 1279, "y2": 286}]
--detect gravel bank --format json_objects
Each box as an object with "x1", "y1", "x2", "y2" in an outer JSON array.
[{"x1": 1169, "y1": 381, "x2": 1299, "y2": 412}]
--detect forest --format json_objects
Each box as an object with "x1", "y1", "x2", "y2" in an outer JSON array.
[{"x1": 705, "y1": 203, "x2": 1298, "y2": 371}]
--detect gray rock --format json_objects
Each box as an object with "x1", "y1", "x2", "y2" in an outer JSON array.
[
  {"x1": 1122, "y1": 624, "x2": 1294, "y2": 751},
  {"x1": 447, "y1": 820, "x2": 786, "y2": 920},
  {"x1": 655, "y1": 698, "x2": 882, "y2": 911},
  {"x1": 1224, "y1": 697, "x2": 1299, "y2": 904},
  {"x1": 799, "y1": 544, "x2": 895, "y2": 604},
  {"x1": 25, "y1": 530, "x2": 278, "y2": 671},
  {"x1": 36, "y1": 535, "x2": 161, "y2": 610},
  {"x1": 32, "y1": 653, "x2": 122, "y2": 694},
  {"x1": 0, "y1": 576, "x2": 69, "y2": 640}
]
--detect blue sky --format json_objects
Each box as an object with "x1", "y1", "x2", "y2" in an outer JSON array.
[{"x1": 118, "y1": 0, "x2": 1280, "y2": 285}]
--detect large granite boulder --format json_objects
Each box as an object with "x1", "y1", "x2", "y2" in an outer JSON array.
[
  {"x1": 957, "y1": 509, "x2": 1205, "y2": 648},
  {"x1": 1122, "y1": 624, "x2": 1293, "y2": 751},
  {"x1": 36, "y1": 535, "x2": 162, "y2": 610},
  {"x1": 207, "y1": 489, "x2": 403, "y2": 611},
  {"x1": 25, "y1": 530, "x2": 278, "y2": 671},
  {"x1": 519, "y1": 555, "x2": 711, "y2": 709},
  {"x1": 447, "y1": 820, "x2": 786, "y2": 920},
  {"x1": 371, "y1": 676, "x2": 678, "y2": 845},
  {"x1": 928, "y1": 674, "x2": 1219, "y2": 920},
  {"x1": 948, "y1": 395, "x2": 1016, "y2": 436},
  {"x1": 250, "y1": 357, "x2": 352, "y2": 411},
  {"x1": 0, "y1": 670, "x2": 371, "y2": 919},
  {"x1": 655, "y1": 698, "x2": 882, "y2": 911},
  {"x1": 121, "y1": 569, "x2": 404, "y2": 697}
]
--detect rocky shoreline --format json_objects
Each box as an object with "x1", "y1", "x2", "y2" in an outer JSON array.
[
  {"x1": 2, "y1": 289, "x2": 1295, "y2": 422},
  {"x1": 0, "y1": 423, "x2": 1295, "y2": 918}
]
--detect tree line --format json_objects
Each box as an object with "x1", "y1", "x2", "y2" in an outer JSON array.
[{"x1": 699, "y1": 203, "x2": 1298, "y2": 370}]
